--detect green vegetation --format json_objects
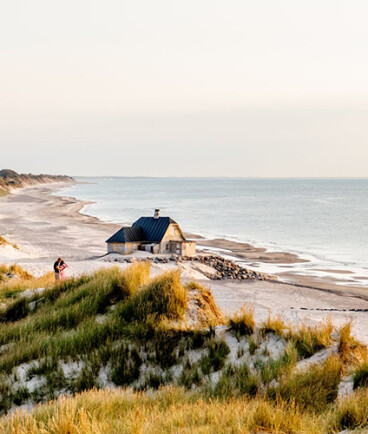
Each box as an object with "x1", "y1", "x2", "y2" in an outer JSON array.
[
  {"x1": 228, "y1": 304, "x2": 255, "y2": 337},
  {"x1": 0, "y1": 263, "x2": 366, "y2": 432},
  {"x1": 354, "y1": 362, "x2": 368, "y2": 390},
  {"x1": 290, "y1": 318, "x2": 333, "y2": 358},
  {"x1": 117, "y1": 269, "x2": 187, "y2": 322},
  {"x1": 0, "y1": 264, "x2": 223, "y2": 412},
  {"x1": 275, "y1": 355, "x2": 342, "y2": 412}
]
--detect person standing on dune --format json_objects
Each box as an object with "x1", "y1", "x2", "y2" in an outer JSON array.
[
  {"x1": 59, "y1": 259, "x2": 68, "y2": 280},
  {"x1": 54, "y1": 258, "x2": 62, "y2": 281}
]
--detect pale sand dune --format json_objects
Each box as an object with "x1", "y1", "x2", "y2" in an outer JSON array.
[{"x1": 1, "y1": 183, "x2": 368, "y2": 344}]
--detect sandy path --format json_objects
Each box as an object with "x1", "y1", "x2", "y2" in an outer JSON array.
[{"x1": 206, "y1": 278, "x2": 368, "y2": 345}]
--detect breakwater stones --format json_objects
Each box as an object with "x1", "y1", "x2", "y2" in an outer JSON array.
[
  {"x1": 179, "y1": 255, "x2": 267, "y2": 281},
  {"x1": 109, "y1": 254, "x2": 269, "y2": 281}
]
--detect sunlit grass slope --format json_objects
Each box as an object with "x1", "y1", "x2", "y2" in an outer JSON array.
[{"x1": 0, "y1": 263, "x2": 367, "y2": 432}]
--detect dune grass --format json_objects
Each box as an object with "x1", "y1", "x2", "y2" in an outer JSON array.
[
  {"x1": 228, "y1": 304, "x2": 255, "y2": 338},
  {"x1": 0, "y1": 236, "x2": 17, "y2": 249},
  {"x1": 117, "y1": 270, "x2": 187, "y2": 323},
  {"x1": 289, "y1": 318, "x2": 333, "y2": 358},
  {"x1": 2, "y1": 386, "x2": 368, "y2": 433},
  {"x1": 354, "y1": 362, "x2": 368, "y2": 390},
  {"x1": 0, "y1": 264, "x2": 30, "y2": 283},
  {"x1": 185, "y1": 281, "x2": 226, "y2": 326},
  {"x1": 0, "y1": 265, "x2": 46, "y2": 302},
  {"x1": 0, "y1": 264, "x2": 220, "y2": 411},
  {"x1": 274, "y1": 355, "x2": 342, "y2": 412},
  {"x1": 260, "y1": 312, "x2": 289, "y2": 337},
  {"x1": 0, "y1": 264, "x2": 366, "y2": 430}
]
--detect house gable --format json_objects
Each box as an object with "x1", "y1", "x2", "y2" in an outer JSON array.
[{"x1": 161, "y1": 223, "x2": 186, "y2": 243}]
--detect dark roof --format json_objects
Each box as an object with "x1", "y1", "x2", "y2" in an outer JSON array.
[
  {"x1": 132, "y1": 217, "x2": 178, "y2": 242},
  {"x1": 106, "y1": 216, "x2": 187, "y2": 244},
  {"x1": 106, "y1": 226, "x2": 143, "y2": 243}
]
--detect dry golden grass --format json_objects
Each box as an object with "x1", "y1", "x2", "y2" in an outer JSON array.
[
  {"x1": 185, "y1": 281, "x2": 226, "y2": 327},
  {"x1": 0, "y1": 387, "x2": 326, "y2": 434},
  {"x1": 260, "y1": 312, "x2": 290, "y2": 337},
  {"x1": 0, "y1": 236, "x2": 18, "y2": 249},
  {"x1": 0, "y1": 264, "x2": 32, "y2": 281},
  {"x1": 338, "y1": 322, "x2": 366, "y2": 367},
  {"x1": 228, "y1": 304, "x2": 255, "y2": 337},
  {"x1": 3, "y1": 385, "x2": 368, "y2": 433},
  {"x1": 119, "y1": 270, "x2": 188, "y2": 323},
  {"x1": 0, "y1": 269, "x2": 54, "y2": 301},
  {"x1": 290, "y1": 318, "x2": 333, "y2": 358},
  {"x1": 121, "y1": 261, "x2": 151, "y2": 295}
]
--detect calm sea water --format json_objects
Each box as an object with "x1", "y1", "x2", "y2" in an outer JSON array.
[{"x1": 56, "y1": 178, "x2": 368, "y2": 285}]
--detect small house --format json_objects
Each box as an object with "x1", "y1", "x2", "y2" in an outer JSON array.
[{"x1": 106, "y1": 209, "x2": 196, "y2": 256}]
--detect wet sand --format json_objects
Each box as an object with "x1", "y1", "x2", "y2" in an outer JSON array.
[{"x1": 1, "y1": 183, "x2": 368, "y2": 344}]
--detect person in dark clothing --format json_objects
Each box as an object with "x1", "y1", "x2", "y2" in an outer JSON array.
[{"x1": 54, "y1": 258, "x2": 62, "y2": 281}]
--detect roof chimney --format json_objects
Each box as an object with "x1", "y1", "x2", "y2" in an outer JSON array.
[{"x1": 154, "y1": 209, "x2": 161, "y2": 219}]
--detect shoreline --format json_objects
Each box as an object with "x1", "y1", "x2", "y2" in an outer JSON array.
[
  {"x1": 55, "y1": 181, "x2": 368, "y2": 290},
  {"x1": 0, "y1": 182, "x2": 367, "y2": 295},
  {"x1": 1, "y1": 183, "x2": 368, "y2": 344}
]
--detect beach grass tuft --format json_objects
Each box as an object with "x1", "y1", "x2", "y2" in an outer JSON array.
[
  {"x1": 260, "y1": 312, "x2": 289, "y2": 337},
  {"x1": 274, "y1": 355, "x2": 342, "y2": 412},
  {"x1": 117, "y1": 270, "x2": 187, "y2": 323},
  {"x1": 353, "y1": 362, "x2": 368, "y2": 390},
  {"x1": 228, "y1": 304, "x2": 255, "y2": 337},
  {"x1": 290, "y1": 318, "x2": 333, "y2": 358}
]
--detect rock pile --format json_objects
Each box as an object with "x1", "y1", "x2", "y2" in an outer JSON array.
[
  {"x1": 111, "y1": 254, "x2": 270, "y2": 281},
  {"x1": 180, "y1": 255, "x2": 268, "y2": 281}
]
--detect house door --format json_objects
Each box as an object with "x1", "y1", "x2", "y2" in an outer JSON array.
[{"x1": 176, "y1": 243, "x2": 181, "y2": 254}]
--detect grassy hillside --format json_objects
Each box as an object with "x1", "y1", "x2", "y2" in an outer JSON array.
[
  {"x1": 0, "y1": 263, "x2": 367, "y2": 432},
  {"x1": 0, "y1": 169, "x2": 74, "y2": 195}
]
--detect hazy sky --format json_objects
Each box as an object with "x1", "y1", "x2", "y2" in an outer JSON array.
[{"x1": 1, "y1": 0, "x2": 367, "y2": 176}]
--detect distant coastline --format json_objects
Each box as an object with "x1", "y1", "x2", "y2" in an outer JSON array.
[{"x1": 0, "y1": 169, "x2": 74, "y2": 195}]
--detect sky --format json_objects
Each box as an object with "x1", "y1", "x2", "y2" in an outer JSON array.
[{"x1": 0, "y1": 0, "x2": 367, "y2": 177}]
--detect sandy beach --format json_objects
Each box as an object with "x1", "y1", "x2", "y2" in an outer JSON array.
[{"x1": 1, "y1": 183, "x2": 368, "y2": 344}]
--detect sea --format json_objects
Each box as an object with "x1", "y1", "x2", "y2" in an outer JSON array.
[{"x1": 55, "y1": 177, "x2": 368, "y2": 287}]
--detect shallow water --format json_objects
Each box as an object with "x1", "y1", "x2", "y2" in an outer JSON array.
[{"x1": 55, "y1": 177, "x2": 368, "y2": 286}]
